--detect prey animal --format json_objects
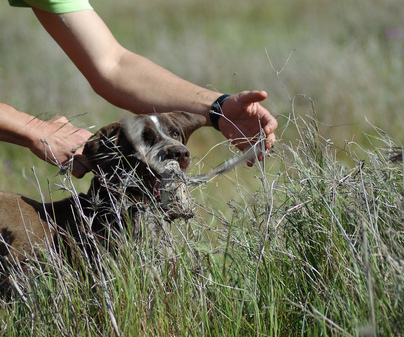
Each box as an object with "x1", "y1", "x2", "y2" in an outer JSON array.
[{"x1": 0, "y1": 111, "x2": 206, "y2": 267}]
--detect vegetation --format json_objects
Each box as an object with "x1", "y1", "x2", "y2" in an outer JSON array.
[
  {"x1": 1, "y1": 0, "x2": 404, "y2": 335},
  {"x1": 1, "y1": 104, "x2": 404, "y2": 336}
]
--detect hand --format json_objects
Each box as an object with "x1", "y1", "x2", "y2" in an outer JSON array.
[
  {"x1": 29, "y1": 117, "x2": 93, "y2": 178},
  {"x1": 218, "y1": 90, "x2": 278, "y2": 166}
]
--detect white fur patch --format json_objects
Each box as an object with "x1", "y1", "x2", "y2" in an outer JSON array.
[
  {"x1": 149, "y1": 115, "x2": 173, "y2": 142},
  {"x1": 149, "y1": 115, "x2": 160, "y2": 130}
]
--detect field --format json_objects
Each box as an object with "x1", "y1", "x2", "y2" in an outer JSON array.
[{"x1": 1, "y1": 0, "x2": 404, "y2": 335}]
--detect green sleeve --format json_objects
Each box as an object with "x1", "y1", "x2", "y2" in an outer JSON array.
[{"x1": 8, "y1": 0, "x2": 93, "y2": 13}]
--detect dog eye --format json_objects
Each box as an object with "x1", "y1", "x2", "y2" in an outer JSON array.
[{"x1": 172, "y1": 131, "x2": 180, "y2": 139}]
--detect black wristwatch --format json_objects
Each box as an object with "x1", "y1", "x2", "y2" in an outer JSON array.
[{"x1": 209, "y1": 94, "x2": 230, "y2": 131}]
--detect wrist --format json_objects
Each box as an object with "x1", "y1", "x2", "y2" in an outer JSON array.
[
  {"x1": 16, "y1": 114, "x2": 44, "y2": 152},
  {"x1": 209, "y1": 94, "x2": 230, "y2": 131}
]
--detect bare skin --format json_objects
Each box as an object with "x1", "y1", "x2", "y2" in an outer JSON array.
[
  {"x1": 0, "y1": 8, "x2": 278, "y2": 177},
  {"x1": 0, "y1": 103, "x2": 92, "y2": 176}
]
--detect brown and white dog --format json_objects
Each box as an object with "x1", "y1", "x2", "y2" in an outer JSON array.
[{"x1": 0, "y1": 111, "x2": 206, "y2": 267}]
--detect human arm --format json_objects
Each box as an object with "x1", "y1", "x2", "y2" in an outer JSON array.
[
  {"x1": 32, "y1": 8, "x2": 277, "y2": 161},
  {"x1": 0, "y1": 103, "x2": 93, "y2": 178},
  {"x1": 32, "y1": 9, "x2": 219, "y2": 116}
]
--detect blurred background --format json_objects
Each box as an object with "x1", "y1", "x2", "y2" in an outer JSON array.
[{"x1": 1, "y1": 0, "x2": 403, "y2": 209}]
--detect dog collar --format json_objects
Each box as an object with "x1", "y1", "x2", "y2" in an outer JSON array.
[{"x1": 209, "y1": 94, "x2": 230, "y2": 131}]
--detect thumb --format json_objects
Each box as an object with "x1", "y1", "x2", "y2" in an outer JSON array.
[{"x1": 238, "y1": 90, "x2": 268, "y2": 104}]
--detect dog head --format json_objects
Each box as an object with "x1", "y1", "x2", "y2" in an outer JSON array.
[{"x1": 83, "y1": 111, "x2": 206, "y2": 200}]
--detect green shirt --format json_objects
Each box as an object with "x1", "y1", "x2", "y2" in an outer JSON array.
[{"x1": 9, "y1": 0, "x2": 92, "y2": 13}]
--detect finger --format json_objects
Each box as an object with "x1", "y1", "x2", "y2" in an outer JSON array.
[
  {"x1": 246, "y1": 152, "x2": 265, "y2": 167},
  {"x1": 238, "y1": 90, "x2": 268, "y2": 104},
  {"x1": 257, "y1": 115, "x2": 277, "y2": 149},
  {"x1": 244, "y1": 141, "x2": 267, "y2": 167},
  {"x1": 264, "y1": 116, "x2": 278, "y2": 134},
  {"x1": 264, "y1": 133, "x2": 276, "y2": 150}
]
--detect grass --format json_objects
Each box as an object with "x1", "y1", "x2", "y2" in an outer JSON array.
[
  {"x1": 1, "y1": 0, "x2": 404, "y2": 335},
  {"x1": 1, "y1": 103, "x2": 404, "y2": 336}
]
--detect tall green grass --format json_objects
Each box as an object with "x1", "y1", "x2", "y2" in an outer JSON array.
[{"x1": 1, "y1": 101, "x2": 403, "y2": 336}]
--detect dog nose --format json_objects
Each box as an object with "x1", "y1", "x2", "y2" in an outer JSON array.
[{"x1": 167, "y1": 146, "x2": 190, "y2": 166}]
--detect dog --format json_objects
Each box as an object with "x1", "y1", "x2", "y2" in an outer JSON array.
[{"x1": 0, "y1": 111, "x2": 206, "y2": 268}]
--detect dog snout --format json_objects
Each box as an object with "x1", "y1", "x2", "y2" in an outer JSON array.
[{"x1": 167, "y1": 146, "x2": 190, "y2": 169}]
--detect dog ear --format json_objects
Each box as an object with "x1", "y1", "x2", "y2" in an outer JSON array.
[
  {"x1": 83, "y1": 122, "x2": 122, "y2": 170},
  {"x1": 163, "y1": 111, "x2": 206, "y2": 144}
]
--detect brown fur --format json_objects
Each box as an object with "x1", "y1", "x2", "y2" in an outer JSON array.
[{"x1": 0, "y1": 112, "x2": 205, "y2": 268}]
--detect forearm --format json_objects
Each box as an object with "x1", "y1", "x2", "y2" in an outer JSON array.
[
  {"x1": 0, "y1": 102, "x2": 93, "y2": 176},
  {"x1": 0, "y1": 103, "x2": 38, "y2": 148},
  {"x1": 94, "y1": 50, "x2": 222, "y2": 120},
  {"x1": 32, "y1": 8, "x2": 221, "y2": 125}
]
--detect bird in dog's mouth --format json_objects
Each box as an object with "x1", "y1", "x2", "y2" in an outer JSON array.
[
  {"x1": 130, "y1": 144, "x2": 261, "y2": 220},
  {"x1": 124, "y1": 156, "x2": 193, "y2": 219}
]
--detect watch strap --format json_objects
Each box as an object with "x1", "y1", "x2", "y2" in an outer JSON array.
[{"x1": 209, "y1": 94, "x2": 230, "y2": 131}]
